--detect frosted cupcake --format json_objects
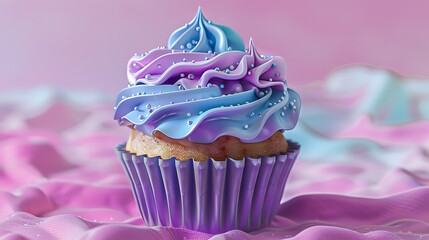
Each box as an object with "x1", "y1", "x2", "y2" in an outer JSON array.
[{"x1": 114, "y1": 8, "x2": 301, "y2": 233}]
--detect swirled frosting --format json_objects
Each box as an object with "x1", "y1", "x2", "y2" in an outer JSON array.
[
  {"x1": 114, "y1": 9, "x2": 301, "y2": 143},
  {"x1": 168, "y1": 7, "x2": 245, "y2": 53}
]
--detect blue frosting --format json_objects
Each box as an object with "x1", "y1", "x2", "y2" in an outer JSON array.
[
  {"x1": 114, "y1": 84, "x2": 300, "y2": 143},
  {"x1": 168, "y1": 8, "x2": 246, "y2": 53},
  {"x1": 115, "y1": 9, "x2": 301, "y2": 143}
]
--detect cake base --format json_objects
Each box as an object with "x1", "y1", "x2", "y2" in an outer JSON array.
[{"x1": 126, "y1": 130, "x2": 289, "y2": 161}]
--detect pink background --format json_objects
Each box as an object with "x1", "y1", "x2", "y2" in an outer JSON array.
[
  {"x1": 1, "y1": 0, "x2": 429, "y2": 93},
  {"x1": 2, "y1": 1, "x2": 429, "y2": 240}
]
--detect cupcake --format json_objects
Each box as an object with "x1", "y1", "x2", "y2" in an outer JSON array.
[{"x1": 114, "y1": 8, "x2": 301, "y2": 233}]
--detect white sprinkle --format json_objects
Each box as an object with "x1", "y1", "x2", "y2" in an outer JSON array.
[{"x1": 243, "y1": 124, "x2": 249, "y2": 130}]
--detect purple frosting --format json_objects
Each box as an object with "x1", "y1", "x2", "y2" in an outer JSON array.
[{"x1": 114, "y1": 40, "x2": 301, "y2": 143}]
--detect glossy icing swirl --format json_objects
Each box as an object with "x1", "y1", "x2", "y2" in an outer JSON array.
[
  {"x1": 114, "y1": 39, "x2": 301, "y2": 143},
  {"x1": 168, "y1": 7, "x2": 245, "y2": 53}
]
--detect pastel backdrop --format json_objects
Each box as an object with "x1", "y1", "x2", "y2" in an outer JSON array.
[
  {"x1": 1, "y1": 0, "x2": 429, "y2": 92},
  {"x1": 1, "y1": 1, "x2": 429, "y2": 240}
]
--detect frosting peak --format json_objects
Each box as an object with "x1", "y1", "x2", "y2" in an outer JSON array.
[{"x1": 168, "y1": 8, "x2": 245, "y2": 53}]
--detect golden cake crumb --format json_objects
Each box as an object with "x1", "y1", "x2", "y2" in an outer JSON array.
[{"x1": 126, "y1": 129, "x2": 288, "y2": 161}]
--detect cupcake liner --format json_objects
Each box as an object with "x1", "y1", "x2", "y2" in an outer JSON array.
[{"x1": 115, "y1": 141, "x2": 300, "y2": 234}]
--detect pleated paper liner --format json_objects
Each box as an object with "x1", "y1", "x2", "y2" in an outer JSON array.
[{"x1": 115, "y1": 141, "x2": 300, "y2": 234}]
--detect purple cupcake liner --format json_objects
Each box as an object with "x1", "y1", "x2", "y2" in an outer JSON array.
[{"x1": 115, "y1": 141, "x2": 300, "y2": 234}]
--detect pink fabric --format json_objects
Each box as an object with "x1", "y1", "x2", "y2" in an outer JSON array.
[{"x1": 1, "y1": 66, "x2": 429, "y2": 239}]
